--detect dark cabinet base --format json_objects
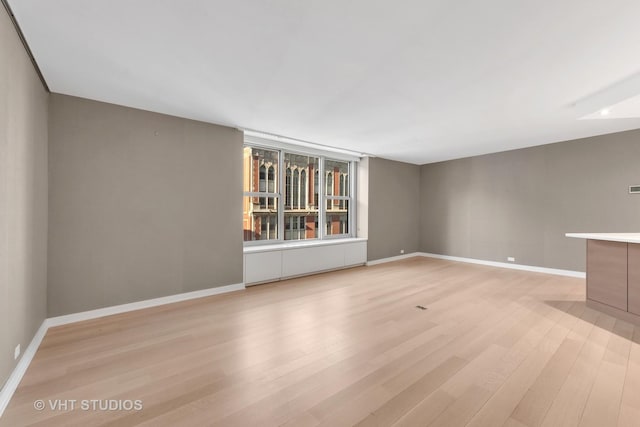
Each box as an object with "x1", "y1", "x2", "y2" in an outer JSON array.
[
  {"x1": 586, "y1": 240, "x2": 627, "y2": 311},
  {"x1": 586, "y1": 240, "x2": 640, "y2": 323},
  {"x1": 628, "y1": 243, "x2": 640, "y2": 316}
]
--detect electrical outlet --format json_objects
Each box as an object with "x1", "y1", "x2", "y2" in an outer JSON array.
[
  {"x1": 507, "y1": 257, "x2": 515, "y2": 262},
  {"x1": 14, "y1": 344, "x2": 20, "y2": 360},
  {"x1": 400, "y1": 249, "x2": 405, "y2": 254}
]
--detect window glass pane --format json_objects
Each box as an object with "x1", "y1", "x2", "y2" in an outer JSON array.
[
  {"x1": 300, "y1": 170, "x2": 307, "y2": 210},
  {"x1": 285, "y1": 168, "x2": 291, "y2": 206},
  {"x1": 243, "y1": 196, "x2": 279, "y2": 242},
  {"x1": 284, "y1": 153, "x2": 318, "y2": 210},
  {"x1": 314, "y1": 170, "x2": 318, "y2": 206},
  {"x1": 293, "y1": 170, "x2": 299, "y2": 207},
  {"x1": 324, "y1": 159, "x2": 349, "y2": 196},
  {"x1": 284, "y1": 213, "x2": 318, "y2": 240},
  {"x1": 267, "y1": 167, "x2": 275, "y2": 193},
  {"x1": 326, "y1": 197, "x2": 349, "y2": 213},
  {"x1": 243, "y1": 147, "x2": 279, "y2": 193},
  {"x1": 326, "y1": 199, "x2": 349, "y2": 236},
  {"x1": 259, "y1": 166, "x2": 266, "y2": 192}
]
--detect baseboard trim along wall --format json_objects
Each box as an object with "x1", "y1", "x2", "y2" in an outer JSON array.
[
  {"x1": 419, "y1": 252, "x2": 586, "y2": 278},
  {"x1": 0, "y1": 282, "x2": 245, "y2": 418},
  {"x1": 47, "y1": 282, "x2": 246, "y2": 327},
  {"x1": 367, "y1": 252, "x2": 586, "y2": 278},
  {"x1": 366, "y1": 253, "x2": 419, "y2": 266},
  {"x1": 0, "y1": 321, "x2": 48, "y2": 418}
]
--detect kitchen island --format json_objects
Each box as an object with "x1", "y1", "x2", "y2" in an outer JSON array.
[{"x1": 566, "y1": 233, "x2": 640, "y2": 324}]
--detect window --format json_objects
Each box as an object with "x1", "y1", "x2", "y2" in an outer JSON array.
[
  {"x1": 243, "y1": 147, "x2": 279, "y2": 242},
  {"x1": 300, "y1": 171, "x2": 307, "y2": 209},
  {"x1": 284, "y1": 153, "x2": 319, "y2": 240},
  {"x1": 285, "y1": 168, "x2": 291, "y2": 207},
  {"x1": 243, "y1": 143, "x2": 356, "y2": 244},
  {"x1": 267, "y1": 167, "x2": 275, "y2": 208},
  {"x1": 314, "y1": 170, "x2": 318, "y2": 207},
  {"x1": 285, "y1": 215, "x2": 307, "y2": 240},
  {"x1": 324, "y1": 160, "x2": 350, "y2": 237},
  {"x1": 293, "y1": 170, "x2": 299, "y2": 208}
]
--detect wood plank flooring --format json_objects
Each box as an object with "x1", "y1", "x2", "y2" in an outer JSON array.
[{"x1": 1, "y1": 257, "x2": 637, "y2": 426}]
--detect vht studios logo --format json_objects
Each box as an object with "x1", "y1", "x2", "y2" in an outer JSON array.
[{"x1": 34, "y1": 399, "x2": 143, "y2": 412}]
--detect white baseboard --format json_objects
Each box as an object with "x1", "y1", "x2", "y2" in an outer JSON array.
[
  {"x1": 418, "y1": 252, "x2": 586, "y2": 278},
  {"x1": 365, "y1": 251, "x2": 585, "y2": 278},
  {"x1": 0, "y1": 282, "x2": 244, "y2": 419},
  {"x1": 47, "y1": 282, "x2": 245, "y2": 328},
  {"x1": 0, "y1": 320, "x2": 48, "y2": 418},
  {"x1": 366, "y1": 253, "x2": 420, "y2": 266}
]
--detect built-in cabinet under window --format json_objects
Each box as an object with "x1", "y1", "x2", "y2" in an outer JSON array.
[{"x1": 243, "y1": 238, "x2": 367, "y2": 285}]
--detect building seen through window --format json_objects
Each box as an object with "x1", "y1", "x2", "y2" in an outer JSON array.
[
  {"x1": 324, "y1": 159, "x2": 349, "y2": 236},
  {"x1": 243, "y1": 146, "x2": 352, "y2": 243}
]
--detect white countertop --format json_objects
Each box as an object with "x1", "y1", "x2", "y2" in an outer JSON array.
[{"x1": 565, "y1": 233, "x2": 640, "y2": 244}]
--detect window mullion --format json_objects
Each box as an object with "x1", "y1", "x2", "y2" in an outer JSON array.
[
  {"x1": 278, "y1": 149, "x2": 285, "y2": 241},
  {"x1": 350, "y1": 161, "x2": 356, "y2": 237},
  {"x1": 318, "y1": 156, "x2": 325, "y2": 240}
]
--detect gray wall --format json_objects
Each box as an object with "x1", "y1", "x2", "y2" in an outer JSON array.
[
  {"x1": 48, "y1": 94, "x2": 243, "y2": 316},
  {"x1": 367, "y1": 157, "x2": 421, "y2": 261},
  {"x1": 0, "y1": 10, "x2": 48, "y2": 387},
  {"x1": 420, "y1": 129, "x2": 640, "y2": 272}
]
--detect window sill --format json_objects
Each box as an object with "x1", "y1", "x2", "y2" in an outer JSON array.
[{"x1": 243, "y1": 237, "x2": 367, "y2": 254}]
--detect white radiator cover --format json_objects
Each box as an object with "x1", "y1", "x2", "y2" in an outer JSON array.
[{"x1": 244, "y1": 239, "x2": 367, "y2": 285}]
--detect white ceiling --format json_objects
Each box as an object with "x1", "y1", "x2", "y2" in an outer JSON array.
[{"x1": 9, "y1": 0, "x2": 640, "y2": 164}]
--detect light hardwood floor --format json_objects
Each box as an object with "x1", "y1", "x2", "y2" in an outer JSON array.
[{"x1": 2, "y1": 257, "x2": 638, "y2": 427}]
